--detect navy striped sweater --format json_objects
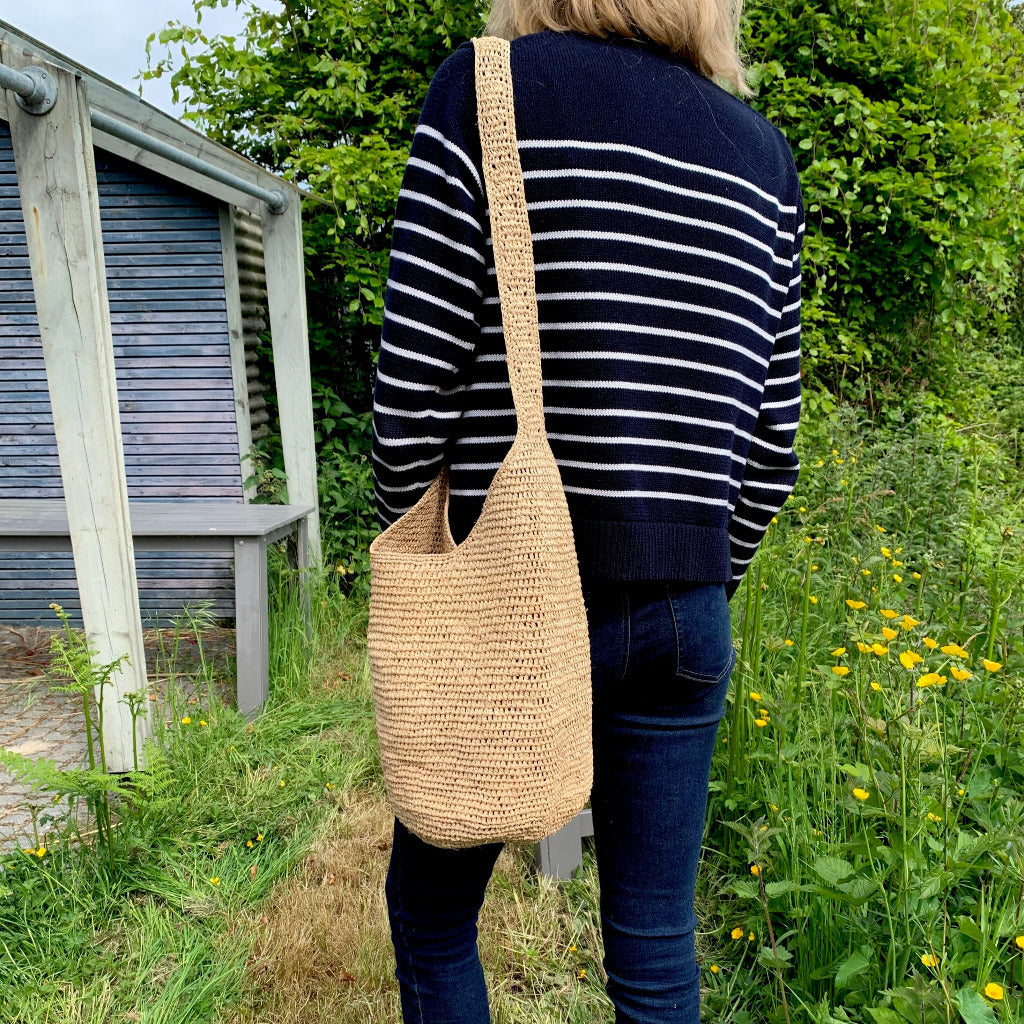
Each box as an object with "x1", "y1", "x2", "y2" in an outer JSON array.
[{"x1": 371, "y1": 29, "x2": 804, "y2": 599}]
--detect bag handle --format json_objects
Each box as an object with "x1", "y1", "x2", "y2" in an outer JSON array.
[{"x1": 473, "y1": 36, "x2": 545, "y2": 442}]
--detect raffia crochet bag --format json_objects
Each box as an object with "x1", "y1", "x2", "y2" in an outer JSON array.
[{"x1": 366, "y1": 35, "x2": 593, "y2": 850}]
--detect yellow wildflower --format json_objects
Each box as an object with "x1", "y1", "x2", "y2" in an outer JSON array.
[
  {"x1": 922, "y1": 637, "x2": 939, "y2": 650},
  {"x1": 871, "y1": 643, "x2": 889, "y2": 656},
  {"x1": 852, "y1": 788, "x2": 870, "y2": 801},
  {"x1": 880, "y1": 609, "x2": 899, "y2": 619},
  {"x1": 984, "y1": 983, "x2": 1003, "y2": 1001},
  {"x1": 247, "y1": 840, "x2": 254, "y2": 848},
  {"x1": 35, "y1": 847, "x2": 46, "y2": 858},
  {"x1": 882, "y1": 626, "x2": 898, "y2": 640},
  {"x1": 257, "y1": 833, "x2": 264, "y2": 841},
  {"x1": 927, "y1": 812, "x2": 942, "y2": 822},
  {"x1": 799, "y1": 506, "x2": 807, "y2": 512},
  {"x1": 784, "y1": 638, "x2": 794, "y2": 646},
  {"x1": 749, "y1": 691, "x2": 762, "y2": 701},
  {"x1": 861, "y1": 569, "x2": 872, "y2": 576},
  {"x1": 870, "y1": 681, "x2": 882, "y2": 692},
  {"x1": 892, "y1": 559, "x2": 904, "y2": 567},
  {"x1": 899, "y1": 651, "x2": 924, "y2": 669},
  {"x1": 809, "y1": 595, "x2": 818, "y2": 604},
  {"x1": 831, "y1": 666, "x2": 851, "y2": 676},
  {"x1": 920, "y1": 953, "x2": 940, "y2": 968},
  {"x1": 900, "y1": 615, "x2": 919, "y2": 630},
  {"x1": 279, "y1": 779, "x2": 285, "y2": 787},
  {"x1": 811, "y1": 564, "x2": 819, "y2": 570},
  {"x1": 731, "y1": 927, "x2": 745, "y2": 940},
  {"x1": 875, "y1": 525, "x2": 887, "y2": 533},
  {"x1": 748, "y1": 932, "x2": 755, "y2": 941},
  {"x1": 754, "y1": 718, "x2": 768, "y2": 727},
  {"x1": 857, "y1": 641, "x2": 872, "y2": 653},
  {"x1": 893, "y1": 574, "x2": 903, "y2": 583},
  {"x1": 568, "y1": 945, "x2": 577, "y2": 952},
  {"x1": 831, "y1": 647, "x2": 847, "y2": 656},
  {"x1": 958, "y1": 788, "x2": 965, "y2": 796},
  {"x1": 750, "y1": 864, "x2": 761, "y2": 877},
  {"x1": 941, "y1": 644, "x2": 969, "y2": 659},
  {"x1": 918, "y1": 673, "x2": 946, "y2": 688},
  {"x1": 709, "y1": 964, "x2": 720, "y2": 974},
  {"x1": 950, "y1": 667, "x2": 971, "y2": 681},
  {"x1": 771, "y1": 516, "x2": 778, "y2": 523},
  {"x1": 881, "y1": 547, "x2": 892, "y2": 558},
  {"x1": 578, "y1": 968, "x2": 587, "y2": 979},
  {"x1": 982, "y1": 659, "x2": 1002, "y2": 672},
  {"x1": 209, "y1": 877, "x2": 220, "y2": 886},
  {"x1": 199, "y1": 719, "x2": 208, "y2": 727},
  {"x1": 846, "y1": 599, "x2": 866, "y2": 610},
  {"x1": 912, "y1": 571, "x2": 921, "y2": 579},
  {"x1": 1015, "y1": 935, "x2": 1024, "y2": 950},
  {"x1": 181, "y1": 716, "x2": 192, "y2": 725}
]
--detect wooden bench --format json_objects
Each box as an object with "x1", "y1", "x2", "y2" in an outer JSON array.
[
  {"x1": 0, "y1": 498, "x2": 313, "y2": 717},
  {"x1": 534, "y1": 807, "x2": 594, "y2": 880}
]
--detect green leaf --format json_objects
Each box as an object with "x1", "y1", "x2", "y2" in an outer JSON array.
[
  {"x1": 835, "y1": 945, "x2": 871, "y2": 990},
  {"x1": 813, "y1": 856, "x2": 855, "y2": 885},
  {"x1": 955, "y1": 987, "x2": 997, "y2": 1024}
]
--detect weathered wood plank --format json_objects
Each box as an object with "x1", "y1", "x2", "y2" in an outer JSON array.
[
  {"x1": 261, "y1": 199, "x2": 321, "y2": 566},
  {"x1": 219, "y1": 204, "x2": 256, "y2": 502},
  {"x1": 3, "y1": 49, "x2": 150, "y2": 771}
]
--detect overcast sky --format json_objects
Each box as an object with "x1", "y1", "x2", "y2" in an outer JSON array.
[{"x1": 4, "y1": 1, "x2": 274, "y2": 121}]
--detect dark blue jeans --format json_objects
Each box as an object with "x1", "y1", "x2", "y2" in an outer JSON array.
[{"x1": 385, "y1": 579, "x2": 736, "y2": 1023}]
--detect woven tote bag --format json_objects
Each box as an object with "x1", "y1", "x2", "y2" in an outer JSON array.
[{"x1": 366, "y1": 35, "x2": 593, "y2": 850}]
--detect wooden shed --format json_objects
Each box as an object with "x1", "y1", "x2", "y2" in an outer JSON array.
[{"x1": 0, "y1": 21, "x2": 321, "y2": 769}]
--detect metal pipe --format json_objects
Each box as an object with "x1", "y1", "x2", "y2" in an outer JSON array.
[
  {"x1": 0, "y1": 61, "x2": 34, "y2": 98},
  {"x1": 90, "y1": 109, "x2": 289, "y2": 214},
  {"x1": 0, "y1": 61, "x2": 288, "y2": 214}
]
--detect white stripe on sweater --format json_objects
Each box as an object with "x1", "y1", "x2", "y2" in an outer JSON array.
[
  {"x1": 516, "y1": 138, "x2": 799, "y2": 217},
  {"x1": 520, "y1": 168, "x2": 794, "y2": 240}
]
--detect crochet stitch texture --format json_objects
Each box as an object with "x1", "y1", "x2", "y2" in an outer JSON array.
[{"x1": 372, "y1": 29, "x2": 805, "y2": 598}]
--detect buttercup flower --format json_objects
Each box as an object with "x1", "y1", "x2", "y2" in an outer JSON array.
[
  {"x1": 846, "y1": 599, "x2": 866, "y2": 610},
  {"x1": 982, "y1": 659, "x2": 1002, "y2": 672},
  {"x1": 941, "y1": 644, "x2": 969, "y2": 659},
  {"x1": 920, "y1": 953, "x2": 940, "y2": 968},
  {"x1": 857, "y1": 641, "x2": 872, "y2": 653},
  {"x1": 832, "y1": 666, "x2": 851, "y2": 677},
  {"x1": 881, "y1": 547, "x2": 892, "y2": 558},
  {"x1": 901, "y1": 615, "x2": 920, "y2": 629},
  {"x1": 871, "y1": 643, "x2": 889, "y2": 656},
  {"x1": 754, "y1": 718, "x2": 768, "y2": 727},
  {"x1": 870, "y1": 681, "x2": 882, "y2": 691},
  {"x1": 899, "y1": 651, "x2": 924, "y2": 669},
  {"x1": 880, "y1": 609, "x2": 899, "y2": 619},
  {"x1": 709, "y1": 964, "x2": 720, "y2": 974},
  {"x1": 984, "y1": 983, "x2": 1003, "y2": 1001},
  {"x1": 950, "y1": 667, "x2": 971, "y2": 681},
  {"x1": 731, "y1": 927, "x2": 745, "y2": 940},
  {"x1": 922, "y1": 637, "x2": 939, "y2": 650},
  {"x1": 750, "y1": 864, "x2": 761, "y2": 877},
  {"x1": 784, "y1": 638, "x2": 794, "y2": 646},
  {"x1": 1015, "y1": 935, "x2": 1024, "y2": 950},
  {"x1": 852, "y1": 788, "x2": 870, "y2": 801},
  {"x1": 918, "y1": 673, "x2": 946, "y2": 688},
  {"x1": 831, "y1": 647, "x2": 847, "y2": 656},
  {"x1": 749, "y1": 691, "x2": 762, "y2": 701},
  {"x1": 882, "y1": 626, "x2": 898, "y2": 640},
  {"x1": 893, "y1": 574, "x2": 903, "y2": 583}
]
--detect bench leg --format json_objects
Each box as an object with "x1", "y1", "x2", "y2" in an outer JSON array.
[
  {"x1": 234, "y1": 536, "x2": 269, "y2": 718},
  {"x1": 296, "y1": 516, "x2": 312, "y2": 643},
  {"x1": 534, "y1": 813, "x2": 584, "y2": 881}
]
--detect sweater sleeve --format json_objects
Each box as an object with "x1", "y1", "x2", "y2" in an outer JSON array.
[
  {"x1": 725, "y1": 189, "x2": 805, "y2": 600},
  {"x1": 371, "y1": 44, "x2": 487, "y2": 531}
]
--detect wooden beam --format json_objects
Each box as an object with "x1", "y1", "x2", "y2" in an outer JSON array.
[
  {"x1": 261, "y1": 197, "x2": 322, "y2": 567},
  {"x1": 3, "y1": 46, "x2": 151, "y2": 772},
  {"x1": 219, "y1": 204, "x2": 256, "y2": 502}
]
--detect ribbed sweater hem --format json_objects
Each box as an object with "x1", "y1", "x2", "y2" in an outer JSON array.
[{"x1": 572, "y1": 518, "x2": 732, "y2": 583}]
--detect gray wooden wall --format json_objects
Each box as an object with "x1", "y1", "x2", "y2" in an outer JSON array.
[{"x1": 0, "y1": 120, "x2": 257, "y2": 627}]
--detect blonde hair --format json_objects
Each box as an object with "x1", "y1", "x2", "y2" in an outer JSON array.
[{"x1": 484, "y1": 0, "x2": 752, "y2": 98}]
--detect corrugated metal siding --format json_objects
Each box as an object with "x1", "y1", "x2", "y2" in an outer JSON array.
[
  {"x1": 233, "y1": 208, "x2": 271, "y2": 443},
  {"x1": 0, "y1": 122, "x2": 240, "y2": 626}
]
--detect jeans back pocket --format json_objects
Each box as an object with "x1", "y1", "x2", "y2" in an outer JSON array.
[{"x1": 666, "y1": 582, "x2": 736, "y2": 685}]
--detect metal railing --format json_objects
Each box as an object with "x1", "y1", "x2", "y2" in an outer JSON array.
[{"x1": 1, "y1": 60, "x2": 288, "y2": 213}]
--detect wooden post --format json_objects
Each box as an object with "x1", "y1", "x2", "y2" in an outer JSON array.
[
  {"x1": 4, "y1": 48, "x2": 151, "y2": 772},
  {"x1": 219, "y1": 205, "x2": 256, "y2": 502},
  {"x1": 261, "y1": 196, "x2": 322, "y2": 567}
]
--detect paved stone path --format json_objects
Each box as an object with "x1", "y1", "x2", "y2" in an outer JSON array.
[{"x1": 0, "y1": 625, "x2": 237, "y2": 853}]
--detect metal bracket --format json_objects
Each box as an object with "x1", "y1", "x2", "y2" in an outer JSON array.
[{"x1": 14, "y1": 66, "x2": 58, "y2": 116}]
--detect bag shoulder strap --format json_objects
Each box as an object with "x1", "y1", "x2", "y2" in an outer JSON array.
[{"x1": 473, "y1": 36, "x2": 545, "y2": 442}]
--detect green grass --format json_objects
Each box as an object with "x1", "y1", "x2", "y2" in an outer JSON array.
[{"x1": 1, "y1": 373, "x2": 1022, "y2": 1023}]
